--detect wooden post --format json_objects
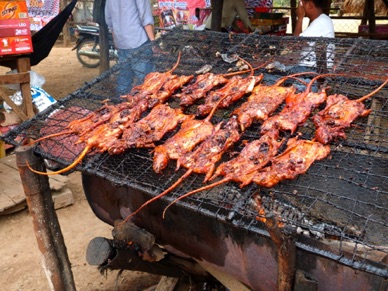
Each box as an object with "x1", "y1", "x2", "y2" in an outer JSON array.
[
  {"x1": 290, "y1": 0, "x2": 297, "y2": 34},
  {"x1": 362, "y1": 0, "x2": 376, "y2": 33},
  {"x1": 61, "y1": 0, "x2": 71, "y2": 47},
  {"x1": 210, "y1": 0, "x2": 223, "y2": 31},
  {"x1": 0, "y1": 57, "x2": 33, "y2": 121},
  {"x1": 17, "y1": 57, "x2": 34, "y2": 119},
  {"x1": 16, "y1": 146, "x2": 76, "y2": 291},
  {"x1": 366, "y1": 0, "x2": 376, "y2": 38},
  {"x1": 323, "y1": 0, "x2": 331, "y2": 15},
  {"x1": 99, "y1": 20, "x2": 110, "y2": 74},
  {"x1": 93, "y1": 0, "x2": 109, "y2": 73}
]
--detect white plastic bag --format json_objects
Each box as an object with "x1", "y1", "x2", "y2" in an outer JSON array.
[
  {"x1": 2, "y1": 70, "x2": 55, "y2": 113},
  {"x1": 5, "y1": 70, "x2": 46, "y2": 90}
]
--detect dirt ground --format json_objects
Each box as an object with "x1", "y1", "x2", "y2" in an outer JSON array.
[{"x1": 0, "y1": 44, "x2": 161, "y2": 290}]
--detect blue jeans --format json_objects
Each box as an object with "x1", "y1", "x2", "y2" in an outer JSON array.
[{"x1": 116, "y1": 41, "x2": 154, "y2": 96}]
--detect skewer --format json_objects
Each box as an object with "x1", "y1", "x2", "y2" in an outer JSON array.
[
  {"x1": 120, "y1": 116, "x2": 241, "y2": 224},
  {"x1": 260, "y1": 73, "x2": 343, "y2": 135},
  {"x1": 234, "y1": 71, "x2": 319, "y2": 131},
  {"x1": 160, "y1": 74, "x2": 342, "y2": 215},
  {"x1": 152, "y1": 89, "x2": 228, "y2": 173},
  {"x1": 161, "y1": 138, "x2": 331, "y2": 218},
  {"x1": 27, "y1": 146, "x2": 91, "y2": 175},
  {"x1": 160, "y1": 132, "x2": 285, "y2": 218},
  {"x1": 313, "y1": 78, "x2": 388, "y2": 144},
  {"x1": 120, "y1": 72, "x2": 330, "y2": 220},
  {"x1": 27, "y1": 53, "x2": 185, "y2": 175},
  {"x1": 195, "y1": 58, "x2": 263, "y2": 116},
  {"x1": 120, "y1": 56, "x2": 260, "y2": 222},
  {"x1": 356, "y1": 78, "x2": 388, "y2": 103}
]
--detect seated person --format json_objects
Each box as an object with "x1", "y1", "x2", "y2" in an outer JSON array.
[
  {"x1": 205, "y1": 0, "x2": 253, "y2": 32},
  {"x1": 293, "y1": 0, "x2": 335, "y2": 69}
]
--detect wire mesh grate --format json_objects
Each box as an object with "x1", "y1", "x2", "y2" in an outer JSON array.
[{"x1": 1, "y1": 30, "x2": 387, "y2": 276}]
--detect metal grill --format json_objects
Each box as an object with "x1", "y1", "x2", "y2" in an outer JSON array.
[{"x1": 2, "y1": 30, "x2": 388, "y2": 277}]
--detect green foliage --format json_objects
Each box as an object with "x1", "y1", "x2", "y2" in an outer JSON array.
[{"x1": 273, "y1": 0, "x2": 289, "y2": 7}]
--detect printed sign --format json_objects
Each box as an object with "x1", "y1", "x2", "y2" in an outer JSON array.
[
  {"x1": 157, "y1": 0, "x2": 210, "y2": 30},
  {"x1": 26, "y1": 0, "x2": 60, "y2": 31},
  {"x1": 0, "y1": 1, "x2": 33, "y2": 55}
]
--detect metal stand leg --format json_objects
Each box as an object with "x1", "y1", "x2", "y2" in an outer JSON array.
[
  {"x1": 265, "y1": 213, "x2": 296, "y2": 291},
  {"x1": 15, "y1": 145, "x2": 76, "y2": 291}
]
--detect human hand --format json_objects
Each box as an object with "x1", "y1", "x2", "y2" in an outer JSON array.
[{"x1": 296, "y1": 1, "x2": 305, "y2": 19}]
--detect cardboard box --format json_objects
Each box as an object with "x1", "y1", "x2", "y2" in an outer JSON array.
[
  {"x1": 267, "y1": 30, "x2": 287, "y2": 36},
  {"x1": 251, "y1": 17, "x2": 288, "y2": 26},
  {"x1": 0, "y1": 1, "x2": 32, "y2": 56},
  {"x1": 0, "y1": 0, "x2": 29, "y2": 19},
  {"x1": 272, "y1": 24, "x2": 287, "y2": 32},
  {"x1": 253, "y1": 12, "x2": 283, "y2": 19}
]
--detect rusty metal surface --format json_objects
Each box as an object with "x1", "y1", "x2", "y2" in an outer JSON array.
[
  {"x1": 82, "y1": 173, "x2": 387, "y2": 290},
  {"x1": 2, "y1": 31, "x2": 388, "y2": 281}
]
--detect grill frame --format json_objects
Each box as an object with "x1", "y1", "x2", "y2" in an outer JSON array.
[{"x1": 2, "y1": 30, "x2": 388, "y2": 281}]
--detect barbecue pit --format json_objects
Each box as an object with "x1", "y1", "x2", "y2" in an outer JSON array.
[{"x1": 2, "y1": 30, "x2": 388, "y2": 290}]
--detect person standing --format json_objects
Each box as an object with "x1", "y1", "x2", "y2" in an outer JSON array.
[
  {"x1": 293, "y1": 0, "x2": 334, "y2": 37},
  {"x1": 293, "y1": 0, "x2": 335, "y2": 70},
  {"x1": 206, "y1": 0, "x2": 253, "y2": 33},
  {"x1": 105, "y1": 0, "x2": 155, "y2": 94}
]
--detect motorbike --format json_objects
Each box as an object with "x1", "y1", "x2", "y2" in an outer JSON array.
[{"x1": 72, "y1": 24, "x2": 118, "y2": 68}]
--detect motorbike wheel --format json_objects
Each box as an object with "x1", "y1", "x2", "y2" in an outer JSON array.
[{"x1": 76, "y1": 38, "x2": 101, "y2": 68}]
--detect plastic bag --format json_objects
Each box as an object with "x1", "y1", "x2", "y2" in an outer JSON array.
[
  {"x1": 5, "y1": 70, "x2": 46, "y2": 90},
  {"x1": 3, "y1": 70, "x2": 55, "y2": 113}
]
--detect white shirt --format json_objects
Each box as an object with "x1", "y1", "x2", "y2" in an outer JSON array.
[
  {"x1": 300, "y1": 14, "x2": 334, "y2": 38},
  {"x1": 299, "y1": 14, "x2": 335, "y2": 68}
]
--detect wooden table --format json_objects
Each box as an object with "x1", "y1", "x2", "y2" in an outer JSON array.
[
  {"x1": 0, "y1": 56, "x2": 34, "y2": 157},
  {"x1": 0, "y1": 56, "x2": 34, "y2": 120}
]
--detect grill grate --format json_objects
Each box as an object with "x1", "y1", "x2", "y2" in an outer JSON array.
[{"x1": 2, "y1": 30, "x2": 388, "y2": 276}]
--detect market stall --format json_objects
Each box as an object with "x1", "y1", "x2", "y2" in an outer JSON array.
[
  {"x1": 2, "y1": 30, "x2": 388, "y2": 289},
  {"x1": 0, "y1": 0, "x2": 34, "y2": 157}
]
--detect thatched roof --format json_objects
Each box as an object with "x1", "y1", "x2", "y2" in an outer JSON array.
[{"x1": 340, "y1": 0, "x2": 388, "y2": 15}]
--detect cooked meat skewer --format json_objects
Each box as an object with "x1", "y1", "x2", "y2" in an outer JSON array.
[
  {"x1": 260, "y1": 74, "x2": 336, "y2": 135},
  {"x1": 108, "y1": 104, "x2": 192, "y2": 154},
  {"x1": 161, "y1": 137, "x2": 330, "y2": 217},
  {"x1": 159, "y1": 131, "x2": 284, "y2": 216},
  {"x1": 313, "y1": 78, "x2": 388, "y2": 144},
  {"x1": 178, "y1": 72, "x2": 229, "y2": 106},
  {"x1": 152, "y1": 93, "x2": 227, "y2": 173},
  {"x1": 120, "y1": 116, "x2": 241, "y2": 223},
  {"x1": 28, "y1": 104, "x2": 191, "y2": 175},
  {"x1": 233, "y1": 72, "x2": 317, "y2": 131},
  {"x1": 31, "y1": 100, "x2": 131, "y2": 144},
  {"x1": 196, "y1": 58, "x2": 263, "y2": 116},
  {"x1": 33, "y1": 52, "x2": 185, "y2": 145},
  {"x1": 252, "y1": 138, "x2": 331, "y2": 188},
  {"x1": 124, "y1": 52, "x2": 182, "y2": 99},
  {"x1": 177, "y1": 62, "x2": 269, "y2": 107},
  {"x1": 210, "y1": 130, "x2": 282, "y2": 185},
  {"x1": 196, "y1": 74, "x2": 263, "y2": 116}
]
